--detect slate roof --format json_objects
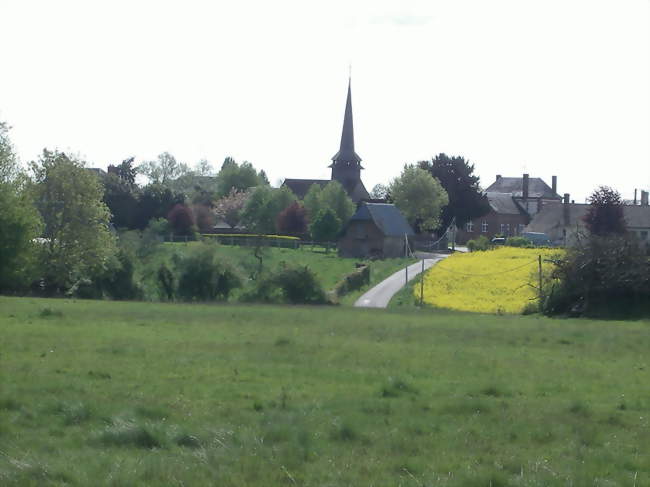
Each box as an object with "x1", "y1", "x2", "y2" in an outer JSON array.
[
  {"x1": 485, "y1": 192, "x2": 526, "y2": 215},
  {"x1": 350, "y1": 203, "x2": 414, "y2": 236},
  {"x1": 486, "y1": 177, "x2": 561, "y2": 199},
  {"x1": 282, "y1": 179, "x2": 329, "y2": 199},
  {"x1": 526, "y1": 202, "x2": 650, "y2": 232}
]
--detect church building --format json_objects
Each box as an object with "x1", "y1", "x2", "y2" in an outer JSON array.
[{"x1": 283, "y1": 79, "x2": 369, "y2": 202}]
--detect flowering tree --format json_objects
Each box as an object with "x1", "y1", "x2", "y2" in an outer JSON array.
[{"x1": 214, "y1": 188, "x2": 249, "y2": 228}]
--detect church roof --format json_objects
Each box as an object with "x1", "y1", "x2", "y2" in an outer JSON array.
[
  {"x1": 331, "y1": 79, "x2": 362, "y2": 164},
  {"x1": 282, "y1": 179, "x2": 329, "y2": 199},
  {"x1": 350, "y1": 203, "x2": 414, "y2": 236}
]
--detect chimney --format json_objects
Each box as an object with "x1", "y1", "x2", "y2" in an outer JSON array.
[
  {"x1": 496, "y1": 174, "x2": 502, "y2": 181},
  {"x1": 563, "y1": 193, "x2": 570, "y2": 226},
  {"x1": 552, "y1": 175, "x2": 557, "y2": 195},
  {"x1": 642, "y1": 190, "x2": 649, "y2": 206},
  {"x1": 634, "y1": 189, "x2": 638, "y2": 205},
  {"x1": 522, "y1": 173, "x2": 529, "y2": 200}
]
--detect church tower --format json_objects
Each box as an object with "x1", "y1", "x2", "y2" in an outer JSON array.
[{"x1": 330, "y1": 78, "x2": 367, "y2": 201}]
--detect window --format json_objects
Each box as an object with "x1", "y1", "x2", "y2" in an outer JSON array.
[
  {"x1": 517, "y1": 224, "x2": 525, "y2": 235},
  {"x1": 500, "y1": 223, "x2": 510, "y2": 236},
  {"x1": 466, "y1": 221, "x2": 474, "y2": 232},
  {"x1": 481, "y1": 221, "x2": 488, "y2": 233},
  {"x1": 641, "y1": 231, "x2": 648, "y2": 241}
]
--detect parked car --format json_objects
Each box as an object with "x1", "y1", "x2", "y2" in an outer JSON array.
[{"x1": 491, "y1": 237, "x2": 506, "y2": 245}]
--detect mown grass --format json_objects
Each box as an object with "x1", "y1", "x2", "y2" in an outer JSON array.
[
  {"x1": 1, "y1": 296, "x2": 649, "y2": 486},
  {"x1": 420, "y1": 247, "x2": 561, "y2": 313}
]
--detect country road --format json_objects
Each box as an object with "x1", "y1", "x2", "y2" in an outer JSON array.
[{"x1": 354, "y1": 254, "x2": 448, "y2": 308}]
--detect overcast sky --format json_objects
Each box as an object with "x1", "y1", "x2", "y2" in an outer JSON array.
[{"x1": 1, "y1": 0, "x2": 649, "y2": 202}]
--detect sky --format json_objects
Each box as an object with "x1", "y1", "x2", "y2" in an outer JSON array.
[{"x1": 1, "y1": 0, "x2": 649, "y2": 202}]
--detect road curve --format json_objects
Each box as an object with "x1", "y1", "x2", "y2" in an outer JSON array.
[{"x1": 354, "y1": 255, "x2": 448, "y2": 308}]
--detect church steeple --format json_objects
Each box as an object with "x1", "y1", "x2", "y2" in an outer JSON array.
[{"x1": 332, "y1": 78, "x2": 362, "y2": 164}]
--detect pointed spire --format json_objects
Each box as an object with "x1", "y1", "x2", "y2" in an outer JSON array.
[{"x1": 332, "y1": 77, "x2": 362, "y2": 164}]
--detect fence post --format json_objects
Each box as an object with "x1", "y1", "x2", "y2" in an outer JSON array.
[
  {"x1": 420, "y1": 259, "x2": 425, "y2": 306},
  {"x1": 538, "y1": 254, "x2": 543, "y2": 306}
]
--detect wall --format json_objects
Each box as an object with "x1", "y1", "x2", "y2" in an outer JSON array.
[{"x1": 456, "y1": 210, "x2": 529, "y2": 244}]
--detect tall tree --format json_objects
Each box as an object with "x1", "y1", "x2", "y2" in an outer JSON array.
[
  {"x1": 30, "y1": 150, "x2": 116, "y2": 293},
  {"x1": 320, "y1": 181, "x2": 355, "y2": 225},
  {"x1": 583, "y1": 186, "x2": 627, "y2": 236},
  {"x1": 303, "y1": 183, "x2": 323, "y2": 218},
  {"x1": 417, "y1": 153, "x2": 489, "y2": 229},
  {"x1": 215, "y1": 158, "x2": 267, "y2": 198},
  {"x1": 241, "y1": 186, "x2": 296, "y2": 234},
  {"x1": 107, "y1": 157, "x2": 137, "y2": 186},
  {"x1": 138, "y1": 152, "x2": 189, "y2": 185},
  {"x1": 390, "y1": 164, "x2": 448, "y2": 232},
  {"x1": 277, "y1": 201, "x2": 308, "y2": 235},
  {"x1": 134, "y1": 183, "x2": 185, "y2": 229},
  {"x1": 0, "y1": 122, "x2": 42, "y2": 292},
  {"x1": 309, "y1": 208, "x2": 342, "y2": 246}
]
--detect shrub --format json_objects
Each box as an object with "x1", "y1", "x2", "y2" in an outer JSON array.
[
  {"x1": 331, "y1": 265, "x2": 370, "y2": 298},
  {"x1": 175, "y1": 243, "x2": 241, "y2": 301},
  {"x1": 276, "y1": 201, "x2": 308, "y2": 235},
  {"x1": 506, "y1": 236, "x2": 533, "y2": 248},
  {"x1": 244, "y1": 264, "x2": 327, "y2": 304},
  {"x1": 542, "y1": 234, "x2": 650, "y2": 316},
  {"x1": 466, "y1": 235, "x2": 490, "y2": 252}
]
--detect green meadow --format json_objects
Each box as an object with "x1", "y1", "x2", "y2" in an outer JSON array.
[{"x1": 1, "y1": 297, "x2": 649, "y2": 486}]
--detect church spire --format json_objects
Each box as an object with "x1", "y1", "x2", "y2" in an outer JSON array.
[{"x1": 331, "y1": 77, "x2": 362, "y2": 164}]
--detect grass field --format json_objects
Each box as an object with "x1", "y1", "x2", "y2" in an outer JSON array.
[
  {"x1": 420, "y1": 248, "x2": 561, "y2": 314},
  {"x1": 2, "y1": 297, "x2": 649, "y2": 486}
]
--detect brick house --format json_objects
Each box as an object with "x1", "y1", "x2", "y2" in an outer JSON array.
[{"x1": 456, "y1": 174, "x2": 562, "y2": 244}]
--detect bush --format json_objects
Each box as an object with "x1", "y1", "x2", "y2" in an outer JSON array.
[
  {"x1": 175, "y1": 243, "x2": 241, "y2": 301},
  {"x1": 542, "y1": 234, "x2": 650, "y2": 316},
  {"x1": 167, "y1": 204, "x2": 197, "y2": 236},
  {"x1": 506, "y1": 236, "x2": 533, "y2": 248},
  {"x1": 331, "y1": 265, "x2": 370, "y2": 298},
  {"x1": 73, "y1": 248, "x2": 142, "y2": 300},
  {"x1": 244, "y1": 264, "x2": 327, "y2": 304},
  {"x1": 467, "y1": 235, "x2": 490, "y2": 251}
]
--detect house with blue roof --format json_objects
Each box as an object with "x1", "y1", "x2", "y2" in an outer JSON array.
[{"x1": 339, "y1": 202, "x2": 414, "y2": 258}]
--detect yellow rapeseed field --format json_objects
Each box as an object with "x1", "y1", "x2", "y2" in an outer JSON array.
[{"x1": 418, "y1": 247, "x2": 561, "y2": 313}]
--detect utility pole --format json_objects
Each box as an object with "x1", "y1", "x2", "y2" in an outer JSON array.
[{"x1": 538, "y1": 254, "x2": 543, "y2": 306}]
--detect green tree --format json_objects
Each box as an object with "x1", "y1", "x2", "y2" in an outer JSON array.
[
  {"x1": 138, "y1": 152, "x2": 189, "y2": 185},
  {"x1": 390, "y1": 164, "x2": 448, "y2": 232},
  {"x1": 107, "y1": 157, "x2": 137, "y2": 186},
  {"x1": 102, "y1": 173, "x2": 139, "y2": 229},
  {"x1": 30, "y1": 150, "x2": 117, "y2": 294},
  {"x1": 417, "y1": 153, "x2": 490, "y2": 229},
  {"x1": 241, "y1": 186, "x2": 296, "y2": 234},
  {"x1": 133, "y1": 183, "x2": 184, "y2": 229},
  {"x1": 303, "y1": 183, "x2": 323, "y2": 218},
  {"x1": 215, "y1": 158, "x2": 267, "y2": 198},
  {"x1": 309, "y1": 208, "x2": 341, "y2": 245},
  {"x1": 0, "y1": 122, "x2": 42, "y2": 292},
  {"x1": 320, "y1": 181, "x2": 355, "y2": 225}
]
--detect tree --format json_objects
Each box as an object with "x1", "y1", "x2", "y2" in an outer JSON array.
[
  {"x1": 389, "y1": 164, "x2": 448, "y2": 232},
  {"x1": 107, "y1": 157, "x2": 137, "y2": 186},
  {"x1": 30, "y1": 149, "x2": 116, "y2": 294},
  {"x1": 417, "y1": 153, "x2": 490, "y2": 229},
  {"x1": 214, "y1": 188, "x2": 249, "y2": 228},
  {"x1": 138, "y1": 152, "x2": 189, "y2": 185},
  {"x1": 309, "y1": 208, "x2": 341, "y2": 245},
  {"x1": 320, "y1": 181, "x2": 355, "y2": 225},
  {"x1": 0, "y1": 122, "x2": 42, "y2": 293},
  {"x1": 167, "y1": 204, "x2": 196, "y2": 236},
  {"x1": 583, "y1": 186, "x2": 627, "y2": 236},
  {"x1": 370, "y1": 183, "x2": 390, "y2": 201},
  {"x1": 303, "y1": 183, "x2": 323, "y2": 218},
  {"x1": 277, "y1": 201, "x2": 308, "y2": 235},
  {"x1": 134, "y1": 183, "x2": 184, "y2": 229},
  {"x1": 102, "y1": 173, "x2": 139, "y2": 229},
  {"x1": 241, "y1": 186, "x2": 296, "y2": 234},
  {"x1": 215, "y1": 158, "x2": 267, "y2": 198}
]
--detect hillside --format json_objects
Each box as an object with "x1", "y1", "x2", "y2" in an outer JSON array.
[{"x1": 1, "y1": 297, "x2": 649, "y2": 486}]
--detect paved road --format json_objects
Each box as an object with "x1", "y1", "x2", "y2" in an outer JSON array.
[{"x1": 354, "y1": 255, "x2": 448, "y2": 308}]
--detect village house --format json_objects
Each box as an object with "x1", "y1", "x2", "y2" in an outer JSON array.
[
  {"x1": 525, "y1": 191, "x2": 650, "y2": 248},
  {"x1": 456, "y1": 174, "x2": 562, "y2": 243},
  {"x1": 339, "y1": 202, "x2": 414, "y2": 258}
]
